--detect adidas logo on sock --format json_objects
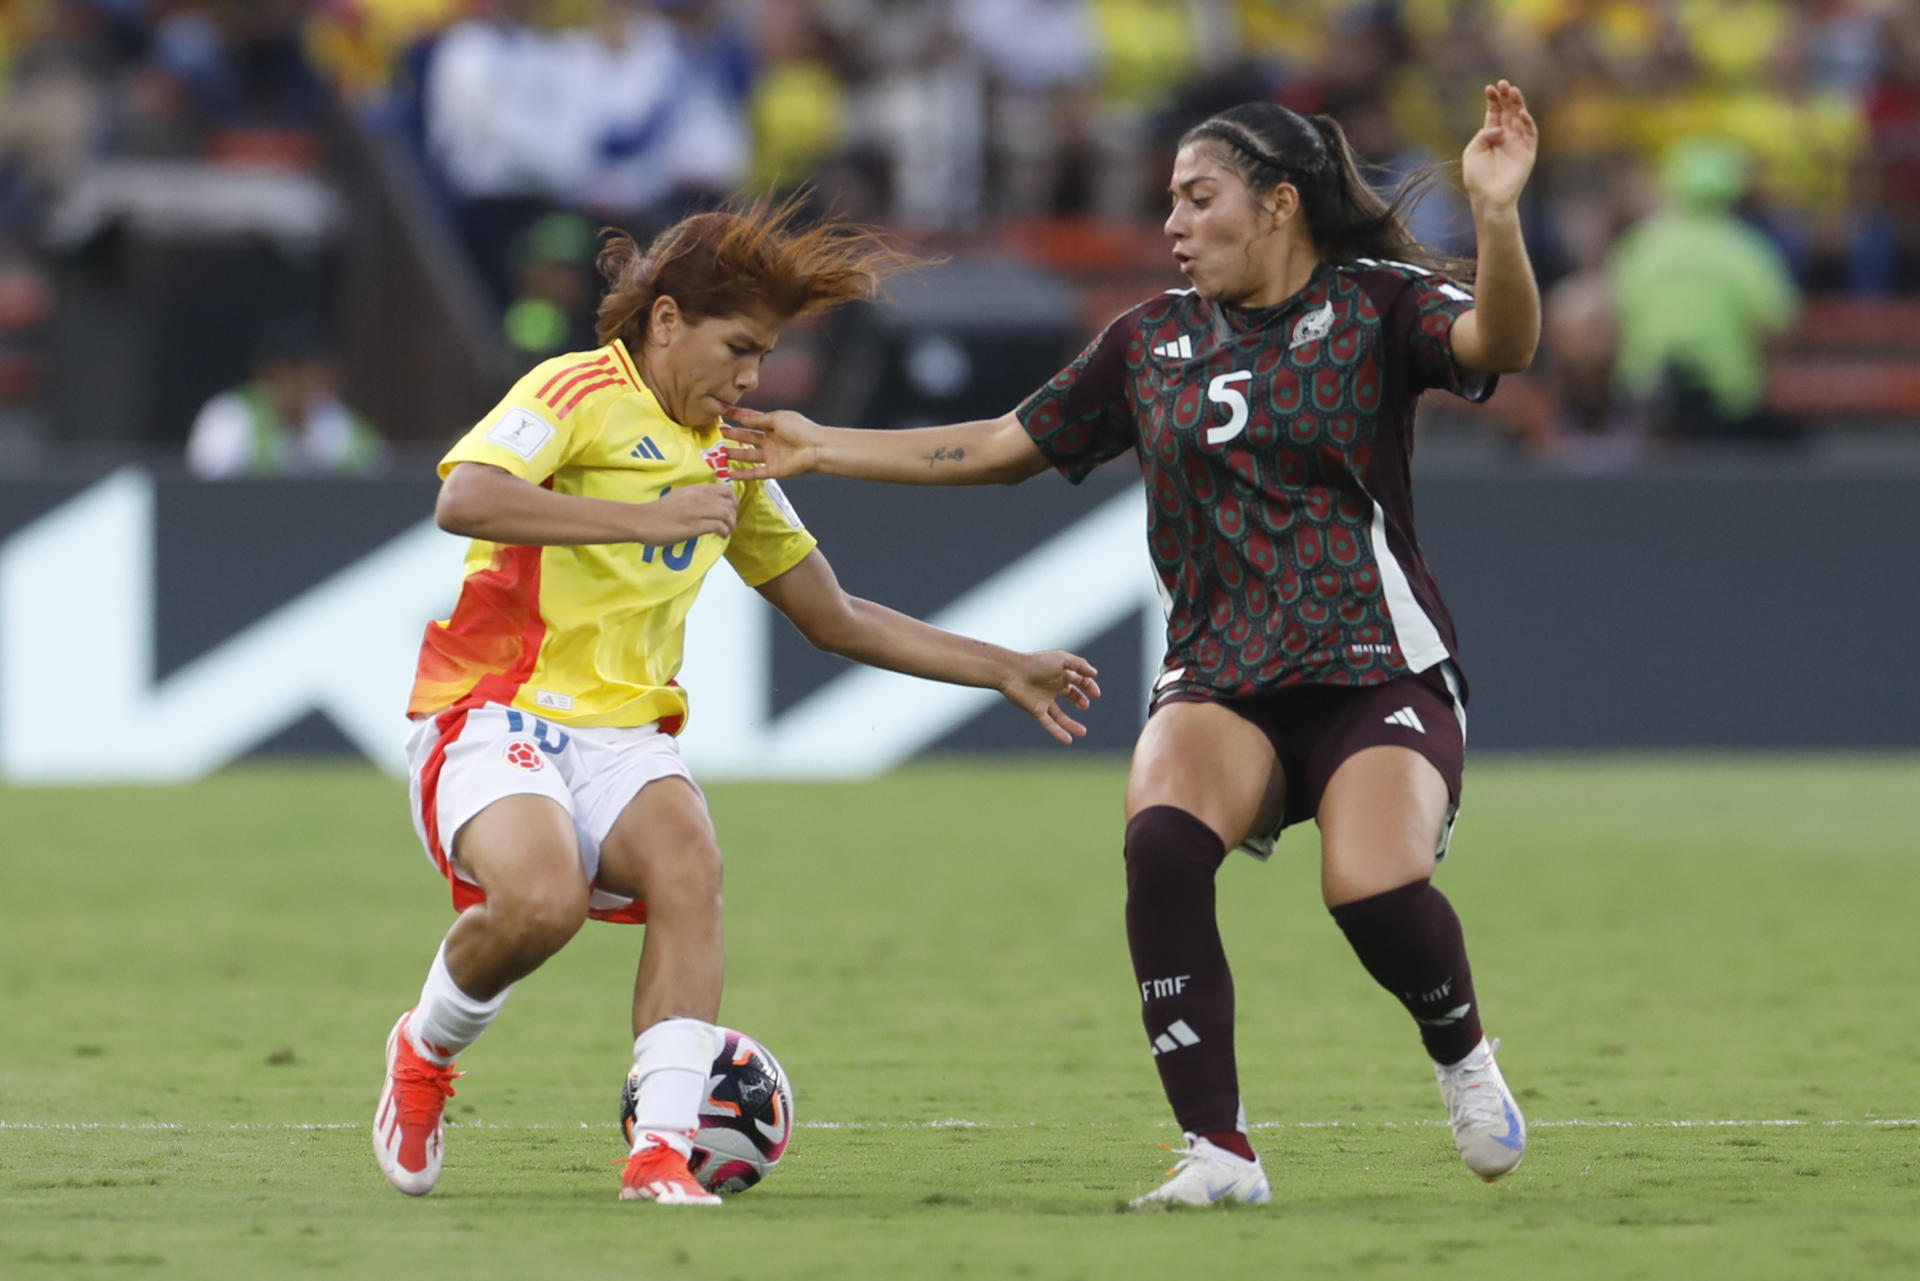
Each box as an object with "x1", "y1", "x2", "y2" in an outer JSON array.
[
  {"x1": 1152, "y1": 335, "x2": 1194, "y2": 360},
  {"x1": 1383, "y1": 706, "x2": 1426, "y2": 733},
  {"x1": 1417, "y1": 1002, "x2": 1474, "y2": 1027},
  {"x1": 1151, "y1": 1019, "x2": 1201, "y2": 1055}
]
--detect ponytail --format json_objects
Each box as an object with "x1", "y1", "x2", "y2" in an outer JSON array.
[{"x1": 594, "y1": 229, "x2": 654, "y2": 349}]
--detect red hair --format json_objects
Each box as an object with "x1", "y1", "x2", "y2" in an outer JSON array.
[{"x1": 595, "y1": 197, "x2": 919, "y2": 346}]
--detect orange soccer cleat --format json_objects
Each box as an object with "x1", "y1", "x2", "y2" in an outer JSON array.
[
  {"x1": 619, "y1": 1132, "x2": 722, "y2": 1205},
  {"x1": 372, "y1": 1010, "x2": 461, "y2": 1196}
]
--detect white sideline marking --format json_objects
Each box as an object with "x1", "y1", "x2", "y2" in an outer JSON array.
[{"x1": 3, "y1": 1118, "x2": 1916, "y2": 1132}]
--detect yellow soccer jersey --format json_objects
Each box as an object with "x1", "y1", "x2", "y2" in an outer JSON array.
[{"x1": 408, "y1": 341, "x2": 817, "y2": 730}]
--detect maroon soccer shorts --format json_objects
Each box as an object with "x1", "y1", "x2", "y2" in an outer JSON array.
[{"x1": 1151, "y1": 665, "x2": 1466, "y2": 855}]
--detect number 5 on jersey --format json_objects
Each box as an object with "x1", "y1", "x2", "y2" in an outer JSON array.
[{"x1": 1206, "y1": 371, "x2": 1252, "y2": 445}]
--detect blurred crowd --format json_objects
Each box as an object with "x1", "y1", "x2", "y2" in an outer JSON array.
[
  {"x1": 310, "y1": 0, "x2": 1920, "y2": 289},
  {"x1": 4, "y1": 0, "x2": 1920, "y2": 463},
  {"x1": 0, "y1": 1, "x2": 326, "y2": 212}
]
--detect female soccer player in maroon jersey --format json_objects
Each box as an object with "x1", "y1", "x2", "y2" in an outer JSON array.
[{"x1": 726, "y1": 83, "x2": 1542, "y2": 1205}]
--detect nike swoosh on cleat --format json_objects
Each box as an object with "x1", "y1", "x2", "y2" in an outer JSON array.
[{"x1": 1493, "y1": 1097, "x2": 1526, "y2": 1151}]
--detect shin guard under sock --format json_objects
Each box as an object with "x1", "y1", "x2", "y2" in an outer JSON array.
[
  {"x1": 1330, "y1": 879, "x2": 1484, "y2": 1065},
  {"x1": 1125, "y1": 806, "x2": 1244, "y2": 1137}
]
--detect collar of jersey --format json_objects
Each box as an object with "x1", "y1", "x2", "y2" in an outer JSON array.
[{"x1": 1213, "y1": 261, "x2": 1335, "y2": 334}]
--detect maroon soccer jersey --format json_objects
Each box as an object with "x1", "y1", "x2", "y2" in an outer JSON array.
[{"x1": 1016, "y1": 259, "x2": 1492, "y2": 695}]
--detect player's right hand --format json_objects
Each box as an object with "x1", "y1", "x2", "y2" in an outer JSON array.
[
  {"x1": 1462, "y1": 79, "x2": 1537, "y2": 211},
  {"x1": 721, "y1": 407, "x2": 822, "y2": 479},
  {"x1": 636, "y1": 483, "x2": 737, "y2": 544},
  {"x1": 999, "y1": 650, "x2": 1102, "y2": 745}
]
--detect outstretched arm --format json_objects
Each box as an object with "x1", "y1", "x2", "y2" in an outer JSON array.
[
  {"x1": 755, "y1": 550, "x2": 1101, "y2": 744},
  {"x1": 723, "y1": 407, "x2": 1053, "y2": 486},
  {"x1": 1451, "y1": 80, "x2": 1541, "y2": 375}
]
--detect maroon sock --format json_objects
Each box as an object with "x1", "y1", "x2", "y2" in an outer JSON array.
[
  {"x1": 1124, "y1": 806, "x2": 1244, "y2": 1139},
  {"x1": 1329, "y1": 879, "x2": 1484, "y2": 1065},
  {"x1": 1203, "y1": 1130, "x2": 1257, "y2": 1161}
]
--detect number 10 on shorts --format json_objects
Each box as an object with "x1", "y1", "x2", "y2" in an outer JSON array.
[{"x1": 505, "y1": 709, "x2": 570, "y2": 755}]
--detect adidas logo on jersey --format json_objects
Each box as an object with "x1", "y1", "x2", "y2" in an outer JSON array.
[
  {"x1": 630, "y1": 436, "x2": 666, "y2": 461},
  {"x1": 1384, "y1": 707, "x2": 1426, "y2": 733},
  {"x1": 1152, "y1": 335, "x2": 1194, "y2": 360}
]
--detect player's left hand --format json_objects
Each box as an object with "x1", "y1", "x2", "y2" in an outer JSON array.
[
  {"x1": 1000, "y1": 651, "x2": 1102, "y2": 744},
  {"x1": 1461, "y1": 80, "x2": 1537, "y2": 212}
]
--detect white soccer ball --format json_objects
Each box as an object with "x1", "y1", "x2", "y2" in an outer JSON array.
[{"x1": 620, "y1": 1027, "x2": 795, "y2": 1194}]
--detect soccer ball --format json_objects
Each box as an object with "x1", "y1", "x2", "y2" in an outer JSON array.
[{"x1": 620, "y1": 1027, "x2": 794, "y2": 1194}]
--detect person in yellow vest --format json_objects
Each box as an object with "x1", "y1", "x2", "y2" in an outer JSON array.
[{"x1": 184, "y1": 319, "x2": 387, "y2": 478}]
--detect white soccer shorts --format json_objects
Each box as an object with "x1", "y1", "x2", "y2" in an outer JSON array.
[{"x1": 404, "y1": 702, "x2": 704, "y2": 923}]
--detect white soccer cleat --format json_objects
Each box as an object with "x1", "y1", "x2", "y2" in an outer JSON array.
[
  {"x1": 1127, "y1": 1134, "x2": 1273, "y2": 1210},
  {"x1": 372, "y1": 1010, "x2": 461, "y2": 1196},
  {"x1": 1434, "y1": 1036, "x2": 1527, "y2": 1182}
]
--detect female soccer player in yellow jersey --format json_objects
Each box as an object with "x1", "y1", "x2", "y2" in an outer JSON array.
[
  {"x1": 726, "y1": 84, "x2": 1542, "y2": 1206},
  {"x1": 373, "y1": 202, "x2": 1102, "y2": 1205}
]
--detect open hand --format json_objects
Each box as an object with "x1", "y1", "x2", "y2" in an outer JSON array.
[
  {"x1": 722, "y1": 406, "x2": 824, "y2": 479},
  {"x1": 1461, "y1": 80, "x2": 1538, "y2": 212},
  {"x1": 1000, "y1": 650, "x2": 1102, "y2": 744}
]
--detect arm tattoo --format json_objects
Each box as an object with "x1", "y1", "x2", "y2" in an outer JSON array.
[{"x1": 925, "y1": 446, "x2": 966, "y2": 468}]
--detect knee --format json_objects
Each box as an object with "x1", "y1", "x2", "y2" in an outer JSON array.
[
  {"x1": 1124, "y1": 807, "x2": 1229, "y2": 905},
  {"x1": 1124, "y1": 806, "x2": 1227, "y2": 883},
  {"x1": 490, "y1": 879, "x2": 589, "y2": 957},
  {"x1": 1321, "y1": 839, "x2": 1439, "y2": 909}
]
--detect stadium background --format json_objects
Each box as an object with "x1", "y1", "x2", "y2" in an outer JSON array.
[
  {"x1": 3, "y1": 0, "x2": 1918, "y2": 774},
  {"x1": 2, "y1": 5, "x2": 1917, "y2": 1280}
]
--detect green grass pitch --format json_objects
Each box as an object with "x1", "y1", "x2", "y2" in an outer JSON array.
[{"x1": 3, "y1": 756, "x2": 1917, "y2": 1280}]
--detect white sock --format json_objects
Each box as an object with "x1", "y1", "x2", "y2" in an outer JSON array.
[
  {"x1": 627, "y1": 1017, "x2": 721, "y2": 1153},
  {"x1": 407, "y1": 941, "x2": 512, "y2": 1066}
]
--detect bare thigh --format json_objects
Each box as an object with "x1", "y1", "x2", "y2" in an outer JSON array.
[
  {"x1": 595, "y1": 776, "x2": 723, "y2": 905},
  {"x1": 1125, "y1": 700, "x2": 1287, "y2": 850},
  {"x1": 452, "y1": 793, "x2": 584, "y2": 895},
  {"x1": 1315, "y1": 745, "x2": 1451, "y2": 908}
]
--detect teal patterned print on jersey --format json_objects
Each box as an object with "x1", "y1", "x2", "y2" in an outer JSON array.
[{"x1": 1016, "y1": 260, "x2": 1491, "y2": 697}]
